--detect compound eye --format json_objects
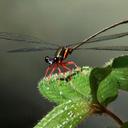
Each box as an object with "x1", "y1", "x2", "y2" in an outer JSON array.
[{"x1": 45, "y1": 56, "x2": 49, "y2": 63}]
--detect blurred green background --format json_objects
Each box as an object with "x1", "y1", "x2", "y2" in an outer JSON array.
[{"x1": 0, "y1": 0, "x2": 128, "y2": 128}]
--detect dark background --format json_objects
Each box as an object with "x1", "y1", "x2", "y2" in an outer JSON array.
[{"x1": 0, "y1": 0, "x2": 128, "y2": 128}]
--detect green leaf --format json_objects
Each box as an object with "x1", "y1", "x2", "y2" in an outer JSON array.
[
  {"x1": 35, "y1": 55, "x2": 128, "y2": 128},
  {"x1": 89, "y1": 66, "x2": 112, "y2": 104},
  {"x1": 112, "y1": 55, "x2": 128, "y2": 91},
  {"x1": 121, "y1": 121, "x2": 128, "y2": 128},
  {"x1": 34, "y1": 99, "x2": 91, "y2": 128},
  {"x1": 38, "y1": 67, "x2": 93, "y2": 104},
  {"x1": 97, "y1": 55, "x2": 128, "y2": 105},
  {"x1": 112, "y1": 55, "x2": 128, "y2": 68},
  {"x1": 36, "y1": 67, "x2": 93, "y2": 128}
]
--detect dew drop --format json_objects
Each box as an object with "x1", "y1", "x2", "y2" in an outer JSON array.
[
  {"x1": 69, "y1": 124, "x2": 72, "y2": 128},
  {"x1": 62, "y1": 121, "x2": 66, "y2": 125},
  {"x1": 46, "y1": 87, "x2": 50, "y2": 90},
  {"x1": 64, "y1": 106, "x2": 68, "y2": 110},
  {"x1": 68, "y1": 111, "x2": 74, "y2": 117},
  {"x1": 59, "y1": 91, "x2": 63, "y2": 95},
  {"x1": 79, "y1": 116, "x2": 82, "y2": 119},
  {"x1": 101, "y1": 95, "x2": 104, "y2": 98},
  {"x1": 66, "y1": 117, "x2": 69, "y2": 121},
  {"x1": 68, "y1": 100, "x2": 72, "y2": 103},
  {"x1": 71, "y1": 104, "x2": 75, "y2": 108},
  {"x1": 120, "y1": 77, "x2": 126, "y2": 80}
]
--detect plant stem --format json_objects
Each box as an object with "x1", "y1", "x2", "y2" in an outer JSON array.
[
  {"x1": 102, "y1": 106, "x2": 123, "y2": 126},
  {"x1": 92, "y1": 103, "x2": 123, "y2": 127}
]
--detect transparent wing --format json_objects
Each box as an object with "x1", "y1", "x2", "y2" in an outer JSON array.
[
  {"x1": 67, "y1": 32, "x2": 128, "y2": 47},
  {"x1": 7, "y1": 46, "x2": 57, "y2": 53},
  {"x1": 79, "y1": 45, "x2": 128, "y2": 51},
  {"x1": 0, "y1": 32, "x2": 60, "y2": 47}
]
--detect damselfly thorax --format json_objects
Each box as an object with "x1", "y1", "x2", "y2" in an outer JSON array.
[{"x1": 45, "y1": 47, "x2": 73, "y2": 64}]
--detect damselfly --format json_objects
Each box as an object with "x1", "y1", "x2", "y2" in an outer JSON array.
[{"x1": 1, "y1": 19, "x2": 128, "y2": 77}]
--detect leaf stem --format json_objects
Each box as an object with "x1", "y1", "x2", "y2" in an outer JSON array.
[
  {"x1": 92, "y1": 103, "x2": 123, "y2": 127},
  {"x1": 102, "y1": 106, "x2": 123, "y2": 126}
]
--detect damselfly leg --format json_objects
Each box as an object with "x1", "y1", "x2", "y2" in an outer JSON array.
[{"x1": 44, "y1": 60, "x2": 79, "y2": 77}]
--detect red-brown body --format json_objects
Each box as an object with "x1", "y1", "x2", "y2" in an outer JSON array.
[
  {"x1": 44, "y1": 47, "x2": 77, "y2": 77},
  {"x1": 55, "y1": 47, "x2": 72, "y2": 62}
]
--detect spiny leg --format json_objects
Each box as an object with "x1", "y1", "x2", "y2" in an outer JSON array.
[
  {"x1": 64, "y1": 61, "x2": 78, "y2": 68},
  {"x1": 45, "y1": 61, "x2": 78, "y2": 78},
  {"x1": 57, "y1": 66, "x2": 62, "y2": 74},
  {"x1": 61, "y1": 63, "x2": 73, "y2": 78},
  {"x1": 61, "y1": 63, "x2": 72, "y2": 72},
  {"x1": 57, "y1": 66, "x2": 63, "y2": 82},
  {"x1": 49, "y1": 64, "x2": 57, "y2": 77},
  {"x1": 58, "y1": 63, "x2": 66, "y2": 74},
  {"x1": 45, "y1": 64, "x2": 54, "y2": 77}
]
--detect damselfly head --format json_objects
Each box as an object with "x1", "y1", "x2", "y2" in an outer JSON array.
[{"x1": 45, "y1": 56, "x2": 58, "y2": 65}]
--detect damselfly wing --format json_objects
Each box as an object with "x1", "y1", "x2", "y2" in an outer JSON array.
[{"x1": 1, "y1": 19, "x2": 128, "y2": 77}]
